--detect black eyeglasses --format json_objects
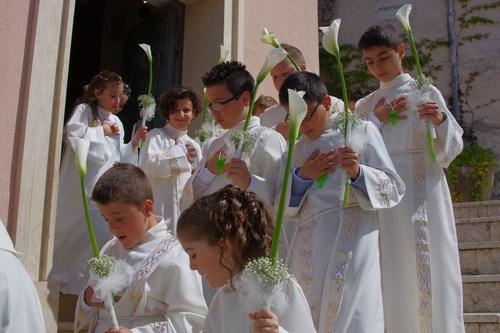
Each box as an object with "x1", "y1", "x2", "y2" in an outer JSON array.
[
  {"x1": 285, "y1": 103, "x2": 321, "y2": 124},
  {"x1": 207, "y1": 92, "x2": 243, "y2": 113}
]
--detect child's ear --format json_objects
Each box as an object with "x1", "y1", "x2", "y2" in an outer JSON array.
[
  {"x1": 219, "y1": 238, "x2": 234, "y2": 258},
  {"x1": 242, "y1": 90, "x2": 252, "y2": 107},
  {"x1": 143, "y1": 199, "x2": 154, "y2": 217},
  {"x1": 397, "y1": 44, "x2": 405, "y2": 60},
  {"x1": 322, "y1": 95, "x2": 332, "y2": 111},
  {"x1": 94, "y1": 88, "x2": 101, "y2": 99}
]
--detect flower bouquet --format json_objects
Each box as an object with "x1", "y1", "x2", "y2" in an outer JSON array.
[{"x1": 138, "y1": 43, "x2": 156, "y2": 147}]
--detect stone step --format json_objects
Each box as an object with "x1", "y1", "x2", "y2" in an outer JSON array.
[
  {"x1": 456, "y1": 216, "x2": 500, "y2": 243},
  {"x1": 459, "y1": 241, "x2": 500, "y2": 275},
  {"x1": 464, "y1": 313, "x2": 500, "y2": 333},
  {"x1": 454, "y1": 200, "x2": 500, "y2": 220},
  {"x1": 58, "y1": 321, "x2": 73, "y2": 333},
  {"x1": 462, "y1": 275, "x2": 500, "y2": 313}
]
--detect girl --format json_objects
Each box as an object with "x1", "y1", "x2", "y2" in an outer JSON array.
[
  {"x1": 52, "y1": 70, "x2": 147, "y2": 295},
  {"x1": 177, "y1": 185, "x2": 317, "y2": 333},
  {"x1": 140, "y1": 87, "x2": 202, "y2": 234}
]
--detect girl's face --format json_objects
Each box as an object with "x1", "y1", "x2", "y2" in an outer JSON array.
[
  {"x1": 178, "y1": 235, "x2": 235, "y2": 288},
  {"x1": 168, "y1": 98, "x2": 195, "y2": 131},
  {"x1": 95, "y1": 82, "x2": 123, "y2": 113},
  {"x1": 362, "y1": 44, "x2": 404, "y2": 83}
]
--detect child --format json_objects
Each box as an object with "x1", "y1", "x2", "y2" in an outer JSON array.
[
  {"x1": 278, "y1": 71, "x2": 405, "y2": 332},
  {"x1": 77, "y1": 163, "x2": 207, "y2": 333},
  {"x1": 0, "y1": 220, "x2": 45, "y2": 333},
  {"x1": 253, "y1": 94, "x2": 278, "y2": 117},
  {"x1": 261, "y1": 43, "x2": 307, "y2": 139},
  {"x1": 177, "y1": 185, "x2": 317, "y2": 333},
  {"x1": 52, "y1": 70, "x2": 148, "y2": 295},
  {"x1": 355, "y1": 24, "x2": 465, "y2": 333},
  {"x1": 140, "y1": 87, "x2": 202, "y2": 234},
  {"x1": 182, "y1": 61, "x2": 286, "y2": 207}
]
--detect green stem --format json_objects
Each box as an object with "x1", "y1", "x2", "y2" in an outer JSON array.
[
  {"x1": 408, "y1": 32, "x2": 423, "y2": 78},
  {"x1": 269, "y1": 133, "x2": 296, "y2": 263},
  {"x1": 147, "y1": 57, "x2": 153, "y2": 96},
  {"x1": 202, "y1": 94, "x2": 208, "y2": 123},
  {"x1": 287, "y1": 54, "x2": 301, "y2": 72},
  {"x1": 243, "y1": 81, "x2": 261, "y2": 132},
  {"x1": 80, "y1": 177, "x2": 99, "y2": 258},
  {"x1": 107, "y1": 302, "x2": 119, "y2": 329},
  {"x1": 425, "y1": 121, "x2": 436, "y2": 162},
  {"x1": 335, "y1": 54, "x2": 351, "y2": 208}
]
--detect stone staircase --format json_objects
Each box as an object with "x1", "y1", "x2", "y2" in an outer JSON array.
[{"x1": 454, "y1": 200, "x2": 500, "y2": 332}]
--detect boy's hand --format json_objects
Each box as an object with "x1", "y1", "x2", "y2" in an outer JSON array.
[
  {"x1": 297, "y1": 149, "x2": 337, "y2": 180},
  {"x1": 227, "y1": 157, "x2": 251, "y2": 189},
  {"x1": 418, "y1": 101, "x2": 446, "y2": 126},
  {"x1": 185, "y1": 143, "x2": 199, "y2": 165},
  {"x1": 337, "y1": 146, "x2": 360, "y2": 180},
  {"x1": 131, "y1": 124, "x2": 148, "y2": 150},
  {"x1": 104, "y1": 327, "x2": 132, "y2": 333},
  {"x1": 84, "y1": 287, "x2": 122, "y2": 308},
  {"x1": 374, "y1": 96, "x2": 408, "y2": 124},
  {"x1": 275, "y1": 121, "x2": 289, "y2": 140},
  {"x1": 206, "y1": 149, "x2": 227, "y2": 175},
  {"x1": 249, "y1": 309, "x2": 279, "y2": 333}
]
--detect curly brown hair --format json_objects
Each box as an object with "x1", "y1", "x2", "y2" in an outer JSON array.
[
  {"x1": 158, "y1": 86, "x2": 201, "y2": 120},
  {"x1": 177, "y1": 185, "x2": 274, "y2": 279}
]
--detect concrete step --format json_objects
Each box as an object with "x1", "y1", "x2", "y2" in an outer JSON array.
[
  {"x1": 454, "y1": 200, "x2": 500, "y2": 220},
  {"x1": 58, "y1": 321, "x2": 73, "y2": 333},
  {"x1": 463, "y1": 274, "x2": 500, "y2": 313},
  {"x1": 464, "y1": 313, "x2": 500, "y2": 333},
  {"x1": 456, "y1": 217, "x2": 500, "y2": 243},
  {"x1": 460, "y1": 241, "x2": 500, "y2": 275}
]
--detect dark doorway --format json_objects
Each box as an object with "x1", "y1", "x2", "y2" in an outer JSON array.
[{"x1": 65, "y1": 0, "x2": 185, "y2": 142}]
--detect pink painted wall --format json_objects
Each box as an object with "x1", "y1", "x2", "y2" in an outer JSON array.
[{"x1": 0, "y1": 2, "x2": 31, "y2": 226}]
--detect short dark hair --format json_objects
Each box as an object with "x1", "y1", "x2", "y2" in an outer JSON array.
[
  {"x1": 279, "y1": 71, "x2": 328, "y2": 105},
  {"x1": 281, "y1": 43, "x2": 306, "y2": 66},
  {"x1": 158, "y1": 86, "x2": 201, "y2": 119},
  {"x1": 201, "y1": 60, "x2": 255, "y2": 96},
  {"x1": 92, "y1": 163, "x2": 153, "y2": 207},
  {"x1": 358, "y1": 23, "x2": 400, "y2": 51}
]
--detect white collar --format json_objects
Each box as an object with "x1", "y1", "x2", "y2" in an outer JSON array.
[
  {"x1": 165, "y1": 123, "x2": 188, "y2": 137},
  {"x1": 379, "y1": 73, "x2": 413, "y2": 90}
]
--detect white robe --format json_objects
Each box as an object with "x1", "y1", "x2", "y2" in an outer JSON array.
[
  {"x1": 0, "y1": 221, "x2": 45, "y2": 333},
  {"x1": 182, "y1": 116, "x2": 287, "y2": 207},
  {"x1": 52, "y1": 104, "x2": 137, "y2": 295},
  {"x1": 279, "y1": 115, "x2": 405, "y2": 333},
  {"x1": 204, "y1": 274, "x2": 317, "y2": 333},
  {"x1": 140, "y1": 124, "x2": 201, "y2": 234},
  {"x1": 355, "y1": 73, "x2": 465, "y2": 333},
  {"x1": 259, "y1": 104, "x2": 287, "y2": 128},
  {"x1": 76, "y1": 219, "x2": 207, "y2": 333}
]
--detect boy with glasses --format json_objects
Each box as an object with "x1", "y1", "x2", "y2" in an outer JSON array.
[
  {"x1": 182, "y1": 60, "x2": 286, "y2": 208},
  {"x1": 278, "y1": 71, "x2": 405, "y2": 332}
]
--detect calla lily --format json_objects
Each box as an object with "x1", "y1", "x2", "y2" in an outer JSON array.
[
  {"x1": 256, "y1": 47, "x2": 288, "y2": 83},
  {"x1": 320, "y1": 18, "x2": 341, "y2": 58},
  {"x1": 72, "y1": 137, "x2": 90, "y2": 179},
  {"x1": 242, "y1": 47, "x2": 287, "y2": 132},
  {"x1": 269, "y1": 89, "x2": 308, "y2": 262},
  {"x1": 395, "y1": 4, "x2": 436, "y2": 162},
  {"x1": 218, "y1": 45, "x2": 230, "y2": 64},
  {"x1": 138, "y1": 43, "x2": 155, "y2": 147},
  {"x1": 261, "y1": 28, "x2": 281, "y2": 48},
  {"x1": 139, "y1": 43, "x2": 152, "y2": 62},
  {"x1": 320, "y1": 18, "x2": 353, "y2": 206},
  {"x1": 396, "y1": 4, "x2": 412, "y2": 35}
]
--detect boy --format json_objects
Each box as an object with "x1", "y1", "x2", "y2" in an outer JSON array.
[
  {"x1": 77, "y1": 163, "x2": 207, "y2": 333},
  {"x1": 253, "y1": 94, "x2": 277, "y2": 117},
  {"x1": 182, "y1": 61, "x2": 286, "y2": 207},
  {"x1": 260, "y1": 43, "x2": 307, "y2": 139},
  {"x1": 355, "y1": 24, "x2": 465, "y2": 333},
  {"x1": 278, "y1": 71, "x2": 405, "y2": 332}
]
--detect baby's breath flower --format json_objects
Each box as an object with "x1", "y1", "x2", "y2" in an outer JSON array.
[
  {"x1": 83, "y1": 255, "x2": 116, "y2": 280},
  {"x1": 227, "y1": 129, "x2": 256, "y2": 156},
  {"x1": 331, "y1": 110, "x2": 361, "y2": 134},
  {"x1": 138, "y1": 94, "x2": 155, "y2": 109},
  {"x1": 244, "y1": 257, "x2": 291, "y2": 287},
  {"x1": 409, "y1": 75, "x2": 433, "y2": 93}
]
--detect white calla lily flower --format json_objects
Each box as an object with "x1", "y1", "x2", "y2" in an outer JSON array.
[
  {"x1": 256, "y1": 47, "x2": 288, "y2": 83},
  {"x1": 139, "y1": 43, "x2": 152, "y2": 62},
  {"x1": 71, "y1": 137, "x2": 90, "y2": 178},
  {"x1": 260, "y1": 28, "x2": 281, "y2": 48},
  {"x1": 320, "y1": 18, "x2": 341, "y2": 58},
  {"x1": 219, "y1": 45, "x2": 230, "y2": 64},
  {"x1": 287, "y1": 89, "x2": 307, "y2": 138},
  {"x1": 396, "y1": 4, "x2": 413, "y2": 34}
]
